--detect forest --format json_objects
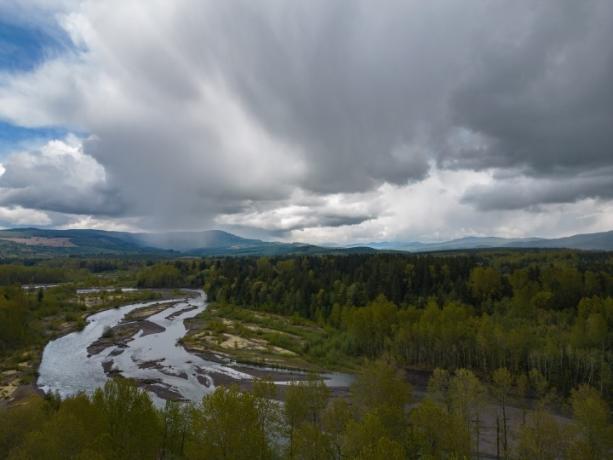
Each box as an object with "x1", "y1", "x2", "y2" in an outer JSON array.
[
  {"x1": 1, "y1": 360, "x2": 611, "y2": 459},
  {"x1": 0, "y1": 249, "x2": 612, "y2": 458},
  {"x1": 196, "y1": 251, "x2": 613, "y2": 399}
]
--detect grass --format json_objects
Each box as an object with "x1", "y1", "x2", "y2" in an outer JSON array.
[{"x1": 183, "y1": 304, "x2": 359, "y2": 372}]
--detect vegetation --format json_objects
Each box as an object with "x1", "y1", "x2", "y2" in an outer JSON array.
[
  {"x1": 182, "y1": 304, "x2": 356, "y2": 370},
  {"x1": 0, "y1": 285, "x2": 166, "y2": 399},
  {"x1": 190, "y1": 251, "x2": 612, "y2": 399},
  {"x1": 1, "y1": 361, "x2": 611, "y2": 459},
  {"x1": 0, "y1": 250, "x2": 611, "y2": 458}
]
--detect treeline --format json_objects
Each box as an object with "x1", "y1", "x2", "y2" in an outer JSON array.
[
  {"x1": 336, "y1": 295, "x2": 612, "y2": 397},
  {"x1": 200, "y1": 252, "x2": 612, "y2": 314},
  {"x1": 0, "y1": 285, "x2": 83, "y2": 354},
  {"x1": 0, "y1": 257, "x2": 164, "y2": 285},
  {"x1": 1, "y1": 361, "x2": 611, "y2": 459},
  {"x1": 133, "y1": 251, "x2": 613, "y2": 308},
  {"x1": 187, "y1": 252, "x2": 613, "y2": 398},
  {"x1": 0, "y1": 265, "x2": 69, "y2": 285}
]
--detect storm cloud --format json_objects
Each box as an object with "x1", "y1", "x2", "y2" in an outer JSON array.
[{"x1": 0, "y1": 0, "x2": 611, "y2": 240}]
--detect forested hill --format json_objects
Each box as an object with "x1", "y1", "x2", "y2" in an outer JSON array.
[
  {"x1": 365, "y1": 229, "x2": 613, "y2": 252},
  {"x1": 0, "y1": 228, "x2": 370, "y2": 258},
  {"x1": 0, "y1": 227, "x2": 611, "y2": 257}
]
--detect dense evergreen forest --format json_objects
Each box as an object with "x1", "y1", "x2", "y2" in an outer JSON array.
[
  {"x1": 193, "y1": 251, "x2": 613, "y2": 399},
  {"x1": 0, "y1": 250, "x2": 612, "y2": 458}
]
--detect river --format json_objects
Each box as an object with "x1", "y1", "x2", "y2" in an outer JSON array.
[{"x1": 37, "y1": 290, "x2": 352, "y2": 406}]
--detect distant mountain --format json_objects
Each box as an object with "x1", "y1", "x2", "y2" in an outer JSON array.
[
  {"x1": 504, "y1": 231, "x2": 613, "y2": 251},
  {"x1": 0, "y1": 228, "x2": 156, "y2": 257},
  {"x1": 132, "y1": 230, "x2": 373, "y2": 256},
  {"x1": 365, "y1": 230, "x2": 613, "y2": 252},
  {"x1": 0, "y1": 227, "x2": 610, "y2": 258},
  {"x1": 0, "y1": 228, "x2": 374, "y2": 257},
  {"x1": 134, "y1": 230, "x2": 270, "y2": 252}
]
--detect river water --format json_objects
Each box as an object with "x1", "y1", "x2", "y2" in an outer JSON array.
[{"x1": 37, "y1": 290, "x2": 352, "y2": 405}]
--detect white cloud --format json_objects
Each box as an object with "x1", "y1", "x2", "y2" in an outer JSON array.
[
  {"x1": 0, "y1": 0, "x2": 611, "y2": 241},
  {"x1": 0, "y1": 136, "x2": 119, "y2": 216},
  {"x1": 286, "y1": 168, "x2": 613, "y2": 244},
  {"x1": 56, "y1": 214, "x2": 143, "y2": 232},
  {"x1": 0, "y1": 206, "x2": 52, "y2": 227},
  {"x1": 215, "y1": 188, "x2": 380, "y2": 233}
]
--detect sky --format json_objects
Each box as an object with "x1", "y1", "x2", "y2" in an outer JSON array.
[{"x1": 0, "y1": 0, "x2": 612, "y2": 244}]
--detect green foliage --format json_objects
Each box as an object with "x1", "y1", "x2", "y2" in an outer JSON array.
[
  {"x1": 1, "y1": 380, "x2": 161, "y2": 460},
  {"x1": 567, "y1": 385, "x2": 613, "y2": 460},
  {"x1": 469, "y1": 266, "x2": 502, "y2": 303},
  {"x1": 198, "y1": 251, "x2": 613, "y2": 399},
  {"x1": 516, "y1": 406, "x2": 567, "y2": 460},
  {"x1": 1, "y1": 370, "x2": 612, "y2": 459},
  {"x1": 160, "y1": 401, "x2": 191, "y2": 459},
  {"x1": 0, "y1": 396, "x2": 49, "y2": 457},
  {"x1": 0, "y1": 286, "x2": 29, "y2": 351},
  {"x1": 1, "y1": 251, "x2": 612, "y2": 458},
  {"x1": 186, "y1": 385, "x2": 273, "y2": 460},
  {"x1": 492, "y1": 367, "x2": 513, "y2": 458},
  {"x1": 409, "y1": 398, "x2": 470, "y2": 459},
  {"x1": 343, "y1": 412, "x2": 405, "y2": 459},
  {"x1": 0, "y1": 264, "x2": 69, "y2": 285},
  {"x1": 292, "y1": 422, "x2": 335, "y2": 460},
  {"x1": 92, "y1": 379, "x2": 162, "y2": 459},
  {"x1": 137, "y1": 264, "x2": 183, "y2": 288},
  {"x1": 351, "y1": 360, "x2": 412, "y2": 441},
  {"x1": 321, "y1": 398, "x2": 352, "y2": 458},
  {"x1": 285, "y1": 377, "x2": 331, "y2": 457},
  {"x1": 345, "y1": 295, "x2": 398, "y2": 357}
]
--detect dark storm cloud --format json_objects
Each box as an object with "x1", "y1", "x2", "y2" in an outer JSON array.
[
  {"x1": 170, "y1": 0, "x2": 613, "y2": 200},
  {"x1": 462, "y1": 168, "x2": 613, "y2": 211},
  {"x1": 0, "y1": 0, "x2": 611, "y2": 232},
  {"x1": 190, "y1": 0, "x2": 464, "y2": 192},
  {"x1": 271, "y1": 213, "x2": 373, "y2": 232},
  {"x1": 447, "y1": 1, "x2": 613, "y2": 174}
]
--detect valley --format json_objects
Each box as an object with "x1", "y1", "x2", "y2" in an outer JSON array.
[{"x1": 0, "y1": 250, "x2": 611, "y2": 459}]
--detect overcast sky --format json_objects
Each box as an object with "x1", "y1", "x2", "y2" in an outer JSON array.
[{"x1": 0, "y1": 0, "x2": 611, "y2": 243}]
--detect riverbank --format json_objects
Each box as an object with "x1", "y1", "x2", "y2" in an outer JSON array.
[
  {"x1": 181, "y1": 303, "x2": 358, "y2": 373},
  {"x1": 8, "y1": 294, "x2": 575, "y2": 460},
  {"x1": 83, "y1": 297, "x2": 354, "y2": 402},
  {"x1": 0, "y1": 288, "x2": 194, "y2": 407}
]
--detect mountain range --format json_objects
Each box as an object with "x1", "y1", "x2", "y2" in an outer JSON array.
[
  {"x1": 361, "y1": 231, "x2": 613, "y2": 252},
  {"x1": 0, "y1": 227, "x2": 610, "y2": 258},
  {"x1": 0, "y1": 228, "x2": 372, "y2": 257}
]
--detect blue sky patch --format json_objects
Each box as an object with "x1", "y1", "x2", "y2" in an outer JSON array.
[
  {"x1": 0, "y1": 121, "x2": 71, "y2": 157},
  {"x1": 0, "y1": 20, "x2": 70, "y2": 72},
  {"x1": 0, "y1": 18, "x2": 75, "y2": 155}
]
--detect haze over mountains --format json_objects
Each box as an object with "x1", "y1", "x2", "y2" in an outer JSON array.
[
  {"x1": 0, "y1": 228, "x2": 370, "y2": 257},
  {"x1": 0, "y1": 227, "x2": 611, "y2": 257},
  {"x1": 361, "y1": 231, "x2": 613, "y2": 252}
]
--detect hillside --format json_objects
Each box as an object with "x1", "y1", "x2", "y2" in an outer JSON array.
[
  {"x1": 0, "y1": 228, "x2": 373, "y2": 258},
  {"x1": 0, "y1": 228, "x2": 610, "y2": 258},
  {"x1": 368, "y1": 230, "x2": 613, "y2": 252}
]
